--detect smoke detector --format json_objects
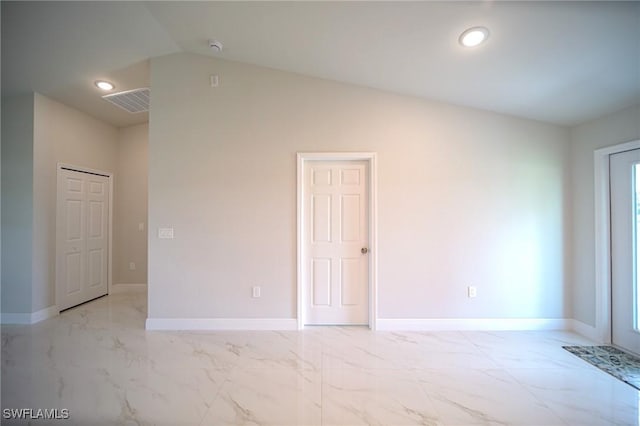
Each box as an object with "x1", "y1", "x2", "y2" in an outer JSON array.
[{"x1": 209, "y1": 39, "x2": 223, "y2": 52}]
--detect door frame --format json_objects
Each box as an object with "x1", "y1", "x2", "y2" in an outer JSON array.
[
  {"x1": 55, "y1": 163, "x2": 114, "y2": 312},
  {"x1": 594, "y1": 139, "x2": 640, "y2": 343},
  {"x1": 297, "y1": 152, "x2": 378, "y2": 330}
]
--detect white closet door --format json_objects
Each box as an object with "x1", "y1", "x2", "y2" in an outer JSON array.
[
  {"x1": 610, "y1": 149, "x2": 640, "y2": 354},
  {"x1": 57, "y1": 168, "x2": 109, "y2": 311}
]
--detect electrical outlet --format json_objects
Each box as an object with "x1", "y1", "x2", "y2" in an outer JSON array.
[
  {"x1": 129, "y1": 262, "x2": 136, "y2": 271},
  {"x1": 467, "y1": 286, "x2": 477, "y2": 298},
  {"x1": 158, "y1": 228, "x2": 174, "y2": 239},
  {"x1": 252, "y1": 286, "x2": 261, "y2": 298},
  {"x1": 138, "y1": 222, "x2": 145, "y2": 232}
]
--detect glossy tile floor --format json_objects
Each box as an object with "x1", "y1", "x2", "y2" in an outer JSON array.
[{"x1": 2, "y1": 292, "x2": 639, "y2": 425}]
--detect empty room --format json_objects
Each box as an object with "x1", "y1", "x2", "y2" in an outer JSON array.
[{"x1": 1, "y1": 1, "x2": 640, "y2": 425}]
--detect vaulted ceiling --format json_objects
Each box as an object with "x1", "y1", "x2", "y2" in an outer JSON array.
[{"x1": 2, "y1": 1, "x2": 639, "y2": 127}]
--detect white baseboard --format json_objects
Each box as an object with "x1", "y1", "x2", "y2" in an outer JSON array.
[
  {"x1": 1, "y1": 305, "x2": 59, "y2": 325},
  {"x1": 0, "y1": 310, "x2": 605, "y2": 338},
  {"x1": 376, "y1": 318, "x2": 571, "y2": 331},
  {"x1": 569, "y1": 319, "x2": 601, "y2": 342},
  {"x1": 31, "y1": 305, "x2": 60, "y2": 323},
  {"x1": 111, "y1": 283, "x2": 147, "y2": 294},
  {"x1": 147, "y1": 317, "x2": 576, "y2": 332},
  {"x1": 146, "y1": 318, "x2": 298, "y2": 331}
]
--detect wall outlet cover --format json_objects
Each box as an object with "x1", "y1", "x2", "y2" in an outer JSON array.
[{"x1": 158, "y1": 228, "x2": 174, "y2": 239}]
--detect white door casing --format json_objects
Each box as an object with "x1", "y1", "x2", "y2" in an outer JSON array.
[
  {"x1": 56, "y1": 165, "x2": 111, "y2": 311},
  {"x1": 610, "y1": 148, "x2": 640, "y2": 354},
  {"x1": 594, "y1": 139, "x2": 640, "y2": 344},
  {"x1": 297, "y1": 153, "x2": 378, "y2": 328}
]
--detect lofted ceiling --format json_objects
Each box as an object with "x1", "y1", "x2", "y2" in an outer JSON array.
[{"x1": 2, "y1": 1, "x2": 639, "y2": 128}]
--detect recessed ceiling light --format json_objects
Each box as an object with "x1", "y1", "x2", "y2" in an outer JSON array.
[
  {"x1": 95, "y1": 80, "x2": 115, "y2": 91},
  {"x1": 459, "y1": 27, "x2": 489, "y2": 48}
]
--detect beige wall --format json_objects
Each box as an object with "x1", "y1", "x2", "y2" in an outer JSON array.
[
  {"x1": 1, "y1": 94, "x2": 35, "y2": 314},
  {"x1": 114, "y1": 123, "x2": 148, "y2": 285},
  {"x1": 32, "y1": 93, "x2": 118, "y2": 312},
  {"x1": 148, "y1": 53, "x2": 571, "y2": 321},
  {"x1": 569, "y1": 105, "x2": 640, "y2": 326}
]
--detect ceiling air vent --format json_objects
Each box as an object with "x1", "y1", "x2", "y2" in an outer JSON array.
[{"x1": 101, "y1": 88, "x2": 149, "y2": 113}]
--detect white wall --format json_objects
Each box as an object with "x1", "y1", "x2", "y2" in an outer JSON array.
[
  {"x1": 570, "y1": 105, "x2": 640, "y2": 326},
  {"x1": 1, "y1": 94, "x2": 34, "y2": 314},
  {"x1": 32, "y1": 93, "x2": 118, "y2": 312},
  {"x1": 148, "y1": 53, "x2": 571, "y2": 322},
  {"x1": 114, "y1": 123, "x2": 148, "y2": 286}
]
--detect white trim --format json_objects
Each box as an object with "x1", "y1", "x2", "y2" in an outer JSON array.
[
  {"x1": 110, "y1": 283, "x2": 147, "y2": 294},
  {"x1": 296, "y1": 152, "x2": 378, "y2": 330},
  {"x1": 145, "y1": 318, "x2": 297, "y2": 331},
  {"x1": 1, "y1": 305, "x2": 59, "y2": 324},
  {"x1": 55, "y1": 163, "x2": 114, "y2": 310},
  {"x1": 108, "y1": 170, "x2": 114, "y2": 297},
  {"x1": 296, "y1": 156, "x2": 303, "y2": 330},
  {"x1": 594, "y1": 139, "x2": 640, "y2": 344},
  {"x1": 376, "y1": 318, "x2": 571, "y2": 331},
  {"x1": 570, "y1": 319, "x2": 601, "y2": 342},
  {"x1": 31, "y1": 305, "x2": 60, "y2": 323}
]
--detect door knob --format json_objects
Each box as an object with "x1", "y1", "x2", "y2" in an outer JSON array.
[{"x1": 361, "y1": 247, "x2": 369, "y2": 254}]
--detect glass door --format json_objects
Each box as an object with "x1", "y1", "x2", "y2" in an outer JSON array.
[{"x1": 610, "y1": 148, "x2": 640, "y2": 354}]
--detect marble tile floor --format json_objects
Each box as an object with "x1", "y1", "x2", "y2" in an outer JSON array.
[{"x1": 1, "y1": 292, "x2": 639, "y2": 426}]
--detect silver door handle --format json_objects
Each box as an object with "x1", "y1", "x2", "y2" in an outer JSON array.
[{"x1": 361, "y1": 247, "x2": 369, "y2": 254}]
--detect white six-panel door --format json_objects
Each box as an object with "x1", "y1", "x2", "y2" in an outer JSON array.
[
  {"x1": 304, "y1": 161, "x2": 369, "y2": 325},
  {"x1": 57, "y1": 168, "x2": 110, "y2": 311},
  {"x1": 610, "y1": 148, "x2": 640, "y2": 354}
]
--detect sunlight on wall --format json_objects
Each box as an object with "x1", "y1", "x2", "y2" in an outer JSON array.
[{"x1": 496, "y1": 159, "x2": 565, "y2": 318}]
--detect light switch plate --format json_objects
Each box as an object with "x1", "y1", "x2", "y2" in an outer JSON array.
[{"x1": 158, "y1": 228, "x2": 174, "y2": 239}]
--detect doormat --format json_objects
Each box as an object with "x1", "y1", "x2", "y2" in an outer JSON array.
[{"x1": 563, "y1": 345, "x2": 640, "y2": 390}]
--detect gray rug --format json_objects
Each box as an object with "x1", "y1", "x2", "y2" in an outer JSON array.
[{"x1": 563, "y1": 345, "x2": 640, "y2": 390}]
